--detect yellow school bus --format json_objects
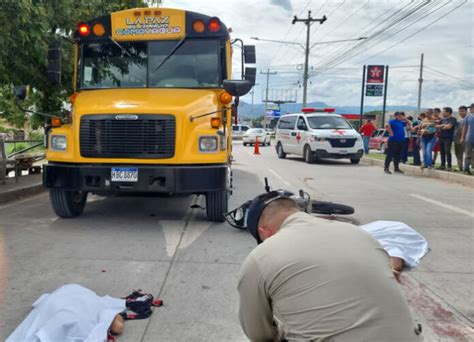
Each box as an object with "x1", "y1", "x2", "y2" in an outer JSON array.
[{"x1": 41, "y1": 8, "x2": 256, "y2": 221}]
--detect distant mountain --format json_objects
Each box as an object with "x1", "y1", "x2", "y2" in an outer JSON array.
[{"x1": 237, "y1": 101, "x2": 418, "y2": 118}]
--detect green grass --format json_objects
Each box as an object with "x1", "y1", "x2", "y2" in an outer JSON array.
[{"x1": 366, "y1": 151, "x2": 472, "y2": 176}]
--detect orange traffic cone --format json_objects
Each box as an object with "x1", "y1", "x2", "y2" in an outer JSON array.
[{"x1": 254, "y1": 137, "x2": 261, "y2": 155}]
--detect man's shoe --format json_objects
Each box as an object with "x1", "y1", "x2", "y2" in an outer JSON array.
[
  {"x1": 464, "y1": 170, "x2": 472, "y2": 175},
  {"x1": 394, "y1": 169, "x2": 404, "y2": 174},
  {"x1": 447, "y1": 167, "x2": 452, "y2": 172},
  {"x1": 384, "y1": 168, "x2": 392, "y2": 174}
]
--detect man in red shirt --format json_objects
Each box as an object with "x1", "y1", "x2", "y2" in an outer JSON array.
[{"x1": 359, "y1": 119, "x2": 377, "y2": 154}]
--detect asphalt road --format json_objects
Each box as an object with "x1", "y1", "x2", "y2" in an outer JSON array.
[{"x1": 0, "y1": 142, "x2": 473, "y2": 341}]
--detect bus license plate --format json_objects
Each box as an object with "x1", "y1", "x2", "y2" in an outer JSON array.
[
  {"x1": 111, "y1": 168, "x2": 138, "y2": 182},
  {"x1": 338, "y1": 150, "x2": 348, "y2": 154}
]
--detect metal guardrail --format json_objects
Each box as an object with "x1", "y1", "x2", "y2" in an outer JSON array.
[
  {"x1": 6, "y1": 140, "x2": 43, "y2": 158},
  {"x1": 1, "y1": 139, "x2": 45, "y2": 184}
]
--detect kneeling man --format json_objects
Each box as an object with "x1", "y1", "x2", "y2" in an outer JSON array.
[{"x1": 238, "y1": 191, "x2": 421, "y2": 341}]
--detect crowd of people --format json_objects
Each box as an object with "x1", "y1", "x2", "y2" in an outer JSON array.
[{"x1": 360, "y1": 103, "x2": 474, "y2": 175}]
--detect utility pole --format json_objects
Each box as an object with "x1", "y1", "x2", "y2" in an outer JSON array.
[
  {"x1": 261, "y1": 69, "x2": 277, "y2": 128},
  {"x1": 292, "y1": 11, "x2": 327, "y2": 107},
  {"x1": 417, "y1": 53, "x2": 424, "y2": 115}
]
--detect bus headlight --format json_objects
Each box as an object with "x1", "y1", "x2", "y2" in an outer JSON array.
[
  {"x1": 50, "y1": 135, "x2": 67, "y2": 151},
  {"x1": 199, "y1": 136, "x2": 218, "y2": 152}
]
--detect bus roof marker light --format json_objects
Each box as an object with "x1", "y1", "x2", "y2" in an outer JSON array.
[
  {"x1": 93, "y1": 23, "x2": 105, "y2": 37},
  {"x1": 144, "y1": 10, "x2": 151, "y2": 15},
  {"x1": 208, "y1": 18, "x2": 221, "y2": 32},
  {"x1": 78, "y1": 23, "x2": 91, "y2": 36},
  {"x1": 193, "y1": 20, "x2": 205, "y2": 33},
  {"x1": 133, "y1": 11, "x2": 141, "y2": 16}
]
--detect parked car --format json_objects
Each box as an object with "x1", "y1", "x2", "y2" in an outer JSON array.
[
  {"x1": 369, "y1": 129, "x2": 414, "y2": 154},
  {"x1": 275, "y1": 111, "x2": 364, "y2": 164},
  {"x1": 243, "y1": 128, "x2": 271, "y2": 146},
  {"x1": 232, "y1": 124, "x2": 250, "y2": 139},
  {"x1": 368, "y1": 129, "x2": 390, "y2": 153}
]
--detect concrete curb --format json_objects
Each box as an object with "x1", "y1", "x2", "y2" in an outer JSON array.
[
  {"x1": 0, "y1": 183, "x2": 46, "y2": 204},
  {"x1": 362, "y1": 157, "x2": 474, "y2": 188}
]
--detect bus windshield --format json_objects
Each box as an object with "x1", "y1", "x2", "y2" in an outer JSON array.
[{"x1": 81, "y1": 39, "x2": 223, "y2": 89}]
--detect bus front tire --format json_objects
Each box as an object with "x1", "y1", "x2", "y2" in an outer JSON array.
[
  {"x1": 49, "y1": 189, "x2": 88, "y2": 218},
  {"x1": 206, "y1": 190, "x2": 228, "y2": 222}
]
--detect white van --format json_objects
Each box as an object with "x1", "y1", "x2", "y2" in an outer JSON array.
[
  {"x1": 275, "y1": 111, "x2": 364, "y2": 164},
  {"x1": 232, "y1": 124, "x2": 250, "y2": 139}
]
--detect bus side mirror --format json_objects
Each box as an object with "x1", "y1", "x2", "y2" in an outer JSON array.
[
  {"x1": 14, "y1": 85, "x2": 30, "y2": 101},
  {"x1": 243, "y1": 45, "x2": 256, "y2": 64},
  {"x1": 245, "y1": 67, "x2": 256, "y2": 86},
  {"x1": 47, "y1": 40, "x2": 62, "y2": 85},
  {"x1": 223, "y1": 80, "x2": 252, "y2": 97}
]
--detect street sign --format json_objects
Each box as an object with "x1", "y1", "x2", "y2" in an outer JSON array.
[
  {"x1": 367, "y1": 65, "x2": 384, "y2": 83},
  {"x1": 366, "y1": 84, "x2": 384, "y2": 96},
  {"x1": 266, "y1": 109, "x2": 281, "y2": 117}
]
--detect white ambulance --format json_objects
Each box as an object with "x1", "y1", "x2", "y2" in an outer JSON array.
[{"x1": 275, "y1": 108, "x2": 364, "y2": 164}]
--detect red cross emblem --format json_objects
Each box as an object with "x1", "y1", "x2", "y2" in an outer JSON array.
[
  {"x1": 333, "y1": 130, "x2": 345, "y2": 135},
  {"x1": 296, "y1": 132, "x2": 302, "y2": 142}
]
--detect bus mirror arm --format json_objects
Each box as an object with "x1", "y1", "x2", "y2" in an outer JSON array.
[
  {"x1": 13, "y1": 86, "x2": 61, "y2": 120},
  {"x1": 190, "y1": 107, "x2": 231, "y2": 123}
]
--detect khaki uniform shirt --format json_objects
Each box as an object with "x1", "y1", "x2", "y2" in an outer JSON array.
[{"x1": 238, "y1": 212, "x2": 420, "y2": 341}]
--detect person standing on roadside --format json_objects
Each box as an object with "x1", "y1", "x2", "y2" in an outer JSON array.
[
  {"x1": 411, "y1": 114, "x2": 424, "y2": 166},
  {"x1": 359, "y1": 118, "x2": 377, "y2": 154},
  {"x1": 384, "y1": 112, "x2": 412, "y2": 174},
  {"x1": 432, "y1": 108, "x2": 442, "y2": 165},
  {"x1": 454, "y1": 106, "x2": 468, "y2": 171},
  {"x1": 400, "y1": 117, "x2": 411, "y2": 164},
  {"x1": 436, "y1": 107, "x2": 457, "y2": 171},
  {"x1": 461, "y1": 103, "x2": 474, "y2": 175},
  {"x1": 420, "y1": 111, "x2": 437, "y2": 169}
]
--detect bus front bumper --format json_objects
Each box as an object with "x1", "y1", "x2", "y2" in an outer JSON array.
[{"x1": 43, "y1": 163, "x2": 229, "y2": 195}]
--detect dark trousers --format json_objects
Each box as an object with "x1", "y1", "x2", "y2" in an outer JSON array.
[
  {"x1": 439, "y1": 137, "x2": 453, "y2": 168},
  {"x1": 401, "y1": 138, "x2": 409, "y2": 163},
  {"x1": 384, "y1": 140, "x2": 403, "y2": 170},
  {"x1": 412, "y1": 137, "x2": 421, "y2": 165}
]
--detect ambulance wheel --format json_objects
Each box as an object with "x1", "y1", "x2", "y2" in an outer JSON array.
[
  {"x1": 49, "y1": 189, "x2": 88, "y2": 218},
  {"x1": 206, "y1": 190, "x2": 228, "y2": 222},
  {"x1": 304, "y1": 145, "x2": 315, "y2": 164},
  {"x1": 350, "y1": 158, "x2": 360, "y2": 164},
  {"x1": 276, "y1": 143, "x2": 286, "y2": 159}
]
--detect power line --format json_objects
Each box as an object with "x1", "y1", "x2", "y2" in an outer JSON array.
[
  {"x1": 313, "y1": 1, "x2": 417, "y2": 67},
  {"x1": 317, "y1": 1, "x2": 434, "y2": 70},
  {"x1": 357, "y1": 1, "x2": 455, "y2": 63}
]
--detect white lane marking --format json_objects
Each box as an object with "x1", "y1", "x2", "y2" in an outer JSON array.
[
  {"x1": 410, "y1": 194, "x2": 474, "y2": 218},
  {"x1": 180, "y1": 214, "x2": 212, "y2": 249},
  {"x1": 160, "y1": 220, "x2": 185, "y2": 257},
  {"x1": 269, "y1": 168, "x2": 292, "y2": 186}
]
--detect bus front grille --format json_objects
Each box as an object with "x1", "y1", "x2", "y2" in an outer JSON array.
[{"x1": 80, "y1": 114, "x2": 176, "y2": 159}]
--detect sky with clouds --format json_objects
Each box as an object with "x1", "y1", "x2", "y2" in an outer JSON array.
[{"x1": 161, "y1": 0, "x2": 472, "y2": 109}]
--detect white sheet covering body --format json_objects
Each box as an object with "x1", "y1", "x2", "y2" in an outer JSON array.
[
  {"x1": 7, "y1": 284, "x2": 126, "y2": 342},
  {"x1": 359, "y1": 220, "x2": 430, "y2": 268}
]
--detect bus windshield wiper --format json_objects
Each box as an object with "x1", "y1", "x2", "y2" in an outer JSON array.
[
  {"x1": 108, "y1": 36, "x2": 131, "y2": 57},
  {"x1": 154, "y1": 34, "x2": 188, "y2": 72}
]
